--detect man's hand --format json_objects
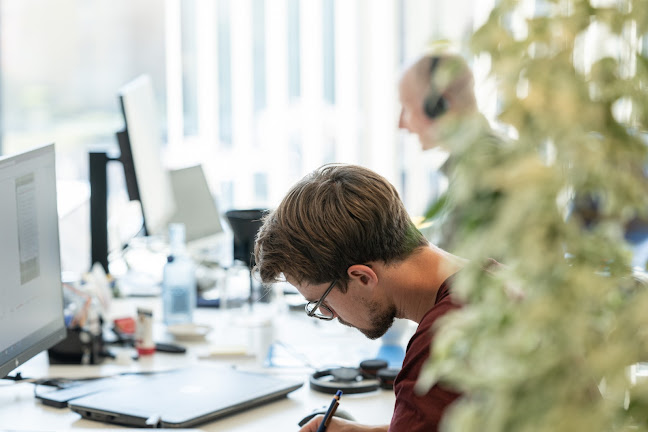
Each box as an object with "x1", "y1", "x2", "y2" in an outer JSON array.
[{"x1": 298, "y1": 415, "x2": 388, "y2": 432}]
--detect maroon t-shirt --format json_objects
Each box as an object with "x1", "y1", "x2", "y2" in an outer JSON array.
[{"x1": 389, "y1": 273, "x2": 462, "y2": 432}]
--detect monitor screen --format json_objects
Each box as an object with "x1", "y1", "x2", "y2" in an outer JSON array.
[
  {"x1": 0, "y1": 144, "x2": 66, "y2": 378},
  {"x1": 117, "y1": 75, "x2": 175, "y2": 236},
  {"x1": 168, "y1": 165, "x2": 223, "y2": 244}
]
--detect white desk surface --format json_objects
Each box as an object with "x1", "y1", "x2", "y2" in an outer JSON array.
[{"x1": 1, "y1": 298, "x2": 398, "y2": 431}]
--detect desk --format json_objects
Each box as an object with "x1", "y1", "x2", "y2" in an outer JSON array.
[{"x1": 1, "y1": 299, "x2": 397, "y2": 431}]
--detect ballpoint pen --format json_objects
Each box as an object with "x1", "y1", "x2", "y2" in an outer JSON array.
[{"x1": 316, "y1": 390, "x2": 343, "y2": 432}]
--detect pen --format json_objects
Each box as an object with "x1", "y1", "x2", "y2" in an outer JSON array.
[{"x1": 316, "y1": 390, "x2": 343, "y2": 432}]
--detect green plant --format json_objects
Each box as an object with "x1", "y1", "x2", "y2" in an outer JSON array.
[{"x1": 419, "y1": 1, "x2": 648, "y2": 430}]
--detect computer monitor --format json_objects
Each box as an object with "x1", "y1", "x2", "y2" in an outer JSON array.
[
  {"x1": 168, "y1": 164, "x2": 223, "y2": 244},
  {"x1": 116, "y1": 74, "x2": 175, "y2": 237},
  {"x1": 90, "y1": 75, "x2": 175, "y2": 272},
  {"x1": 0, "y1": 143, "x2": 66, "y2": 378},
  {"x1": 90, "y1": 75, "x2": 225, "y2": 273}
]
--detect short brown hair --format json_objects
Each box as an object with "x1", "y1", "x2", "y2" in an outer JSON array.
[{"x1": 254, "y1": 164, "x2": 428, "y2": 287}]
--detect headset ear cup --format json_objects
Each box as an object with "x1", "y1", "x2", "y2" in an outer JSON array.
[
  {"x1": 424, "y1": 94, "x2": 449, "y2": 119},
  {"x1": 359, "y1": 359, "x2": 389, "y2": 378},
  {"x1": 376, "y1": 368, "x2": 400, "y2": 390},
  {"x1": 423, "y1": 55, "x2": 449, "y2": 120}
]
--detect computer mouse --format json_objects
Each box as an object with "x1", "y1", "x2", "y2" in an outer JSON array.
[{"x1": 298, "y1": 406, "x2": 356, "y2": 427}]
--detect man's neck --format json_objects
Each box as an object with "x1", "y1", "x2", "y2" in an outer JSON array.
[
  {"x1": 389, "y1": 245, "x2": 465, "y2": 323},
  {"x1": 429, "y1": 111, "x2": 491, "y2": 154}
]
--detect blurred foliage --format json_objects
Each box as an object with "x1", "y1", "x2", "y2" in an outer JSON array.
[{"x1": 419, "y1": 0, "x2": 648, "y2": 431}]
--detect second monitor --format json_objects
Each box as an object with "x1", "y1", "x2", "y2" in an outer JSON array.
[{"x1": 90, "y1": 75, "x2": 224, "y2": 273}]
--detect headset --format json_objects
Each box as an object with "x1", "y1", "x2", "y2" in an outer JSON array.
[
  {"x1": 423, "y1": 56, "x2": 449, "y2": 119},
  {"x1": 309, "y1": 359, "x2": 401, "y2": 394}
]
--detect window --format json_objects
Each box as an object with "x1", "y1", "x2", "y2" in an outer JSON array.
[
  {"x1": 1, "y1": 0, "x2": 499, "y2": 270},
  {"x1": 217, "y1": 0, "x2": 233, "y2": 146},
  {"x1": 0, "y1": 0, "x2": 166, "y2": 272}
]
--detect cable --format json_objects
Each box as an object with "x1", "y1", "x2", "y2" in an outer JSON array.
[
  {"x1": 31, "y1": 369, "x2": 179, "y2": 398},
  {"x1": 271, "y1": 340, "x2": 318, "y2": 369}
]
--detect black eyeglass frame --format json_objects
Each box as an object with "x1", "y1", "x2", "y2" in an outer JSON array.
[{"x1": 305, "y1": 280, "x2": 338, "y2": 320}]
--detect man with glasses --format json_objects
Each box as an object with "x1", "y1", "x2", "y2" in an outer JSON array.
[{"x1": 254, "y1": 164, "x2": 469, "y2": 432}]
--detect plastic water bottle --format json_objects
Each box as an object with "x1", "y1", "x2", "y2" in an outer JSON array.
[{"x1": 162, "y1": 223, "x2": 196, "y2": 326}]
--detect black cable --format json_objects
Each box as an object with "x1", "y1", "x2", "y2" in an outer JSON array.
[
  {"x1": 32, "y1": 376, "x2": 99, "y2": 398},
  {"x1": 3, "y1": 372, "x2": 27, "y2": 382},
  {"x1": 109, "y1": 220, "x2": 146, "y2": 263},
  {"x1": 121, "y1": 222, "x2": 147, "y2": 251},
  {"x1": 31, "y1": 369, "x2": 178, "y2": 398}
]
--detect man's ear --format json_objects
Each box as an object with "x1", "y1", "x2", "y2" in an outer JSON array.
[{"x1": 347, "y1": 264, "x2": 378, "y2": 288}]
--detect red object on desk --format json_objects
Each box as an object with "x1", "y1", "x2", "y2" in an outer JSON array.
[{"x1": 113, "y1": 317, "x2": 136, "y2": 334}]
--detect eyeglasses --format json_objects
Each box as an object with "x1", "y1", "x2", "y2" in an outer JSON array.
[{"x1": 305, "y1": 280, "x2": 337, "y2": 320}]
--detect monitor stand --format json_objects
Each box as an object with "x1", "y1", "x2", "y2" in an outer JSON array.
[{"x1": 89, "y1": 150, "x2": 114, "y2": 274}]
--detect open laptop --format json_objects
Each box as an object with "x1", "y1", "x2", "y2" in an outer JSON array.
[{"x1": 60, "y1": 365, "x2": 302, "y2": 428}]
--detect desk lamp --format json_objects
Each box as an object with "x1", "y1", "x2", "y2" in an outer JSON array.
[{"x1": 225, "y1": 209, "x2": 267, "y2": 304}]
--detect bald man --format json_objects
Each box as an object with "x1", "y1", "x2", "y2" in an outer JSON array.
[
  {"x1": 398, "y1": 53, "x2": 481, "y2": 151},
  {"x1": 398, "y1": 54, "x2": 501, "y2": 251}
]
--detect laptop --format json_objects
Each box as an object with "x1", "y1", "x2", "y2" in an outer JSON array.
[{"x1": 59, "y1": 366, "x2": 302, "y2": 428}]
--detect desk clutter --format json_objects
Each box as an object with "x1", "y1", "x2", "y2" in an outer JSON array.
[
  {"x1": 48, "y1": 264, "x2": 113, "y2": 365},
  {"x1": 12, "y1": 279, "x2": 401, "y2": 430},
  {"x1": 30, "y1": 299, "x2": 402, "y2": 429}
]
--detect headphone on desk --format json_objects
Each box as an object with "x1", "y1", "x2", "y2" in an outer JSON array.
[
  {"x1": 423, "y1": 56, "x2": 449, "y2": 120},
  {"x1": 310, "y1": 359, "x2": 400, "y2": 394}
]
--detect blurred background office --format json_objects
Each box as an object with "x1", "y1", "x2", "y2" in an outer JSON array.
[{"x1": 1, "y1": 0, "x2": 634, "y2": 274}]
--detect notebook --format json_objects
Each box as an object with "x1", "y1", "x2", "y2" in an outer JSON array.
[{"x1": 61, "y1": 366, "x2": 302, "y2": 428}]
